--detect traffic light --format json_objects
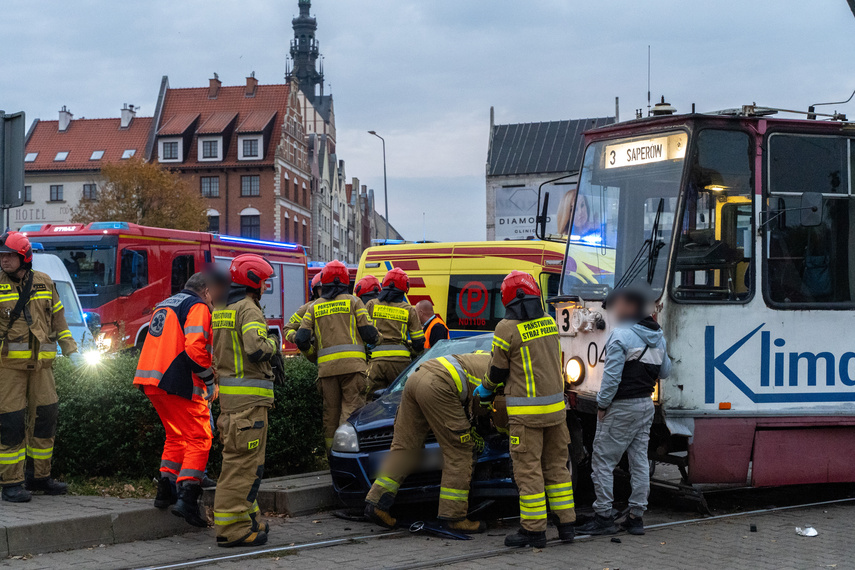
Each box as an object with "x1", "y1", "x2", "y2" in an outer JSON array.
[{"x1": 0, "y1": 110, "x2": 26, "y2": 210}]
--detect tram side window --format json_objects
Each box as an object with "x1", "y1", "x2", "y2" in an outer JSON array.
[
  {"x1": 671, "y1": 129, "x2": 753, "y2": 302},
  {"x1": 766, "y1": 134, "x2": 854, "y2": 306}
]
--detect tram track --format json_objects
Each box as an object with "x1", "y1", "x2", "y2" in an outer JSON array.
[{"x1": 136, "y1": 496, "x2": 855, "y2": 570}]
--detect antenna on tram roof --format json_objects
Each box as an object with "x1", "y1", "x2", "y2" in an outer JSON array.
[{"x1": 647, "y1": 45, "x2": 651, "y2": 117}]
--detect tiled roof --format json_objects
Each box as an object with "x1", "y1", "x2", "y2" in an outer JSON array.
[
  {"x1": 157, "y1": 112, "x2": 199, "y2": 136},
  {"x1": 25, "y1": 116, "x2": 153, "y2": 172},
  {"x1": 158, "y1": 83, "x2": 290, "y2": 168},
  {"x1": 487, "y1": 117, "x2": 615, "y2": 177},
  {"x1": 197, "y1": 111, "x2": 238, "y2": 134},
  {"x1": 236, "y1": 110, "x2": 277, "y2": 133}
]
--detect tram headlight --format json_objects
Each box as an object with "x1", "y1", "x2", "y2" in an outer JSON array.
[{"x1": 565, "y1": 356, "x2": 586, "y2": 386}]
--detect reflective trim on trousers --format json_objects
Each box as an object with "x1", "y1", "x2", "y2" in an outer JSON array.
[
  {"x1": 219, "y1": 377, "x2": 274, "y2": 399},
  {"x1": 178, "y1": 468, "x2": 204, "y2": 481},
  {"x1": 318, "y1": 344, "x2": 366, "y2": 363},
  {"x1": 375, "y1": 476, "x2": 400, "y2": 493},
  {"x1": 436, "y1": 356, "x2": 468, "y2": 402},
  {"x1": 213, "y1": 510, "x2": 251, "y2": 526},
  {"x1": 26, "y1": 446, "x2": 53, "y2": 460},
  {"x1": 546, "y1": 482, "x2": 576, "y2": 510},
  {"x1": 0, "y1": 449, "x2": 26, "y2": 465},
  {"x1": 161, "y1": 459, "x2": 181, "y2": 473},
  {"x1": 506, "y1": 392, "x2": 566, "y2": 416},
  {"x1": 439, "y1": 487, "x2": 469, "y2": 502},
  {"x1": 519, "y1": 492, "x2": 547, "y2": 519}
]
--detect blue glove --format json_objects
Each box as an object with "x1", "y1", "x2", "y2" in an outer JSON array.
[{"x1": 474, "y1": 384, "x2": 495, "y2": 406}]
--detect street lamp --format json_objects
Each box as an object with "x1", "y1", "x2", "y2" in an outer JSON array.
[{"x1": 367, "y1": 130, "x2": 389, "y2": 241}]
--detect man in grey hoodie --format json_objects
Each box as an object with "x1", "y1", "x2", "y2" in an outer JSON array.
[{"x1": 577, "y1": 284, "x2": 671, "y2": 536}]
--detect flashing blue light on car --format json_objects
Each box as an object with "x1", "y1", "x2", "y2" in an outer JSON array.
[
  {"x1": 30, "y1": 242, "x2": 45, "y2": 251},
  {"x1": 89, "y1": 222, "x2": 130, "y2": 230},
  {"x1": 19, "y1": 224, "x2": 44, "y2": 232},
  {"x1": 218, "y1": 235, "x2": 301, "y2": 250}
]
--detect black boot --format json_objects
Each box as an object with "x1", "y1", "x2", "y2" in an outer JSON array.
[
  {"x1": 577, "y1": 513, "x2": 619, "y2": 535},
  {"x1": 25, "y1": 477, "x2": 68, "y2": 495},
  {"x1": 620, "y1": 514, "x2": 645, "y2": 535},
  {"x1": 557, "y1": 522, "x2": 575, "y2": 543},
  {"x1": 154, "y1": 477, "x2": 177, "y2": 509},
  {"x1": 172, "y1": 482, "x2": 208, "y2": 527},
  {"x1": 2, "y1": 484, "x2": 32, "y2": 503},
  {"x1": 504, "y1": 528, "x2": 547, "y2": 548}
]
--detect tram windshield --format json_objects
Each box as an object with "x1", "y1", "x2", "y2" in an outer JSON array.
[{"x1": 561, "y1": 130, "x2": 688, "y2": 300}]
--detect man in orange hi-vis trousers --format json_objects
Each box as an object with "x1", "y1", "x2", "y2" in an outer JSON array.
[{"x1": 134, "y1": 269, "x2": 228, "y2": 528}]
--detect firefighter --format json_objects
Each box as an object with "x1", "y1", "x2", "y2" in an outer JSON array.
[
  {"x1": 0, "y1": 232, "x2": 79, "y2": 502},
  {"x1": 365, "y1": 268, "x2": 425, "y2": 395},
  {"x1": 212, "y1": 254, "x2": 280, "y2": 547},
  {"x1": 133, "y1": 269, "x2": 228, "y2": 527},
  {"x1": 294, "y1": 260, "x2": 378, "y2": 450},
  {"x1": 476, "y1": 271, "x2": 575, "y2": 548},
  {"x1": 365, "y1": 352, "x2": 492, "y2": 533},
  {"x1": 354, "y1": 274, "x2": 380, "y2": 305},
  {"x1": 283, "y1": 273, "x2": 322, "y2": 362}
]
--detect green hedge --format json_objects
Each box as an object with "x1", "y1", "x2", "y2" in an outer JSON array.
[{"x1": 53, "y1": 355, "x2": 324, "y2": 479}]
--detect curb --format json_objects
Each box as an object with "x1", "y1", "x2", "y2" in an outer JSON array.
[{"x1": 202, "y1": 470, "x2": 337, "y2": 516}]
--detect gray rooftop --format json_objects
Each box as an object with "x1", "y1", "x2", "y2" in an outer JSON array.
[{"x1": 487, "y1": 117, "x2": 615, "y2": 177}]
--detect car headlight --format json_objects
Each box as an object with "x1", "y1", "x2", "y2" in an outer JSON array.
[
  {"x1": 83, "y1": 351, "x2": 103, "y2": 367},
  {"x1": 332, "y1": 423, "x2": 359, "y2": 453},
  {"x1": 565, "y1": 356, "x2": 585, "y2": 386}
]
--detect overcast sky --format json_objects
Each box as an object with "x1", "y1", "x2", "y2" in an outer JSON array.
[{"x1": 3, "y1": 0, "x2": 854, "y2": 241}]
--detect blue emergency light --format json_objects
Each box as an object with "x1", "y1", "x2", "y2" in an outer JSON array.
[
  {"x1": 89, "y1": 222, "x2": 130, "y2": 230},
  {"x1": 19, "y1": 224, "x2": 44, "y2": 232},
  {"x1": 217, "y1": 235, "x2": 301, "y2": 251}
]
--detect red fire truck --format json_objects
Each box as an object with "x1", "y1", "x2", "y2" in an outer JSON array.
[{"x1": 21, "y1": 222, "x2": 308, "y2": 351}]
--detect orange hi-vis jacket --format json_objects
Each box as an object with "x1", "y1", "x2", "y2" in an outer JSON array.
[{"x1": 133, "y1": 289, "x2": 215, "y2": 401}]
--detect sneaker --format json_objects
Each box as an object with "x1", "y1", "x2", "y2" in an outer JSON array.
[
  {"x1": 621, "y1": 514, "x2": 645, "y2": 535},
  {"x1": 504, "y1": 528, "x2": 547, "y2": 548},
  {"x1": 24, "y1": 477, "x2": 68, "y2": 495},
  {"x1": 576, "y1": 513, "x2": 619, "y2": 535},
  {"x1": 443, "y1": 519, "x2": 486, "y2": 534},
  {"x1": 217, "y1": 529, "x2": 269, "y2": 548},
  {"x1": 172, "y1": 482, "x2": 208, "y2": 528},
  {"x1": 557, "y1": 522, "x2": 575, "y2": 543},
  {"x1": 1, "y1": 484, "x2": 32, "y2": 503},
  {"x1": 364, "y1": 503, "x2": 397, "y2": 529},
  {"x1": 154, "y1": 477, "x2": 177, "y2": 509}
]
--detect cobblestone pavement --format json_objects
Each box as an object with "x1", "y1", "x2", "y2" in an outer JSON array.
[{"x1": 1, "y1": 502, "x2": 851, "y2": 569}]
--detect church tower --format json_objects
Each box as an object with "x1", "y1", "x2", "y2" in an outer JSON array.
[{"x1": 287, "y1": 0, "x2": 324, "y2": 102}]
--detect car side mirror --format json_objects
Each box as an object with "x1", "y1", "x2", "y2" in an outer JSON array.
[
  {"x1": 373, "y1": 389, "x2": 386, "y2": 399},
  {"x1": 800, "y1": 193, "x2": 822, "y2": 227}
]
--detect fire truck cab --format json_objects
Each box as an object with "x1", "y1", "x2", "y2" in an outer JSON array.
[
  {"x1": 553, "y1": 106, "x2": 855, "y2": 488},
  {"x1": 21, "y1": 222, "x2": 308, "y2": 351}
]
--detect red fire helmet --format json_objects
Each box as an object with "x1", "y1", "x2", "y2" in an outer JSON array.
[
  {"x1": 230, "y1": 254, "x2": 274, "y2": 288},
  {"x1": 321, "y1": 260, "x2": 349, "y2": 285},
  {"x1": 0, "y1": 232, "x2": 32, "y2": 264},
  {"x1": 354, "y1": 274, "x2": 380, "y2": 297},
  {"x1": 500, "y1": 270, "x2": 541, "y2": 306},
  {"x1": 382, "y1": 267, "x2": 409, "y2": 293},
  {"x1": 310, "y1": 272, "x2": 322, "y2": 290}
]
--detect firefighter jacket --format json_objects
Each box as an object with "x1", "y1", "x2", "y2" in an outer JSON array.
[
  {"x1": 297, "y1": 294, "x2": 377, "y2": 378},
  {"x1": 0, "y1": 269, "x2": 77, "y2": 370},
  {"x1": 485, "y1": 317, "x2": 565, "y2": 428},
  {"x1": 366, "y1": 299, "x2": 424, "y2": 361},
  {"x1": 212, "y1": 295, "x2": 277, "y2": 414},
  {"x1": 133, "y1": 289, "x2": 214, "y2": 401},
  {"x1": 418, "y1": 352, "x2": 491, "y2": 414},
  {"x1": 284, "y1": 301, "x2": 317, "y2": 362}
]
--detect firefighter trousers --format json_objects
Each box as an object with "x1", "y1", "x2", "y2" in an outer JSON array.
[
  {"x1": 366, "y1": 358, "x2": 409, "y2": 397},
  {"x1": 509, "y1": 422, "x2": 576, "y2": 532},
  {"x1": 0, "y1": 366, "x2": 58, "y2": 485},
  {"x1": 321, "y1": 372, "x2": 367, "y2": 449},
  {"x1": 214, "y1": 406, "x2": 267, "y2": 543},
  {"x1": 145, "y1": 386, "x2": 212, "y2": 483},
  {"x1": 365, "y1": 368, "x2": 474, "y2": 520}
]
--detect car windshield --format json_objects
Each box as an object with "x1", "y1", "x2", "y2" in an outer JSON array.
[
  {"x1": 561, "y1": 130, "x2": 688, "y2": 300},
  {"x1": 54, "y1": 281, "x2": 84, "y2": 326},
  {"x1": 388, "y1": 334, "x2": 494, "y2": 393}
]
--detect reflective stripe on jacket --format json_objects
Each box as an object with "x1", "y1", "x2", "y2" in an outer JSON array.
[
  {"x1": 299, "y1": 294, "x2": 372, "y2": 377},
  {"x1": 366, "y1": 300, "x2": 424, "y2": 361}
]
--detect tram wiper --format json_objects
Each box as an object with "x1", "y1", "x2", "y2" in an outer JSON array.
[{"x1": 615, "y1": 198, "x2": 665, "y2": 289}]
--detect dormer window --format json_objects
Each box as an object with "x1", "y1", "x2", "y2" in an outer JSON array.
[
  {"x1": 90, "y1": 150, "x2": 105, "y2": 160},
  {"x1": 122, "y1": 149, "x2": 136, "y2": 159},
  {"x1": 54, "y1": 151, "x2": 69, "y2": 162},
  {"x1": 197, "y1": 136, "x2": 223, "y2": 162},
  {"x1": 24, "y1": 152, "x2": 38, "y2": 162},
  {"x1": 238, "y1": 135, "x2": 263, "y2": 161},
  {"x1": 158, "y1": 139, "x2": 181, "y2": 163},
  {"x1": 243, "y1": 139, "x2": 258, "y2": 157}
]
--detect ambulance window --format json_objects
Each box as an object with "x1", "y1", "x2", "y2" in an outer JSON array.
[
  {"x1": 171, "y1": 255, "x2": 195, "y2": 295},
  {"x1": 446, "y1": 275, "x2": 505, "y2": 332},
  {"x1": 120, "y1": 249, "x2": 148, "y2": 294},
  {"x1": 671, "y1": 129, "x2": 753, "y2": 303},
  {"x1": 765, "y1": 134, "x2": 855, "y2": 307}
]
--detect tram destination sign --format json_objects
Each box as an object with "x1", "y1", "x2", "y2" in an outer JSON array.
[{"x1": 604, "y1": 132, "x2": 687, "y2": 169}]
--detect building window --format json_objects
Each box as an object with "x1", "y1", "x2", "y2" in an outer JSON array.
[
  {"x1": 122, "y1": 149, "x2": 136, "y2": 159},
  {"x1": 49, "y1": 185, "x2": 63, "y2": 202},
  {"x1": 83, "y1": 183, "x2": 98, "y2": 201},
  {"x1": 54, "y1": 151, "x2": 69, "y2": 162},
  {"x1": 23, "y1": 186, "x2": 31, "y2": 203},
  {"x1": 243, "y1": 139, "x2": 259, "y2": 157},
  {"x1": 294, "y1": 220, "x2": 299, "y2": 243},
  {"x1": 303, "y1": 223, "x2": 307, "y2": 247},
  {"x1": 162, "y1": 142, "x2": 178, "y2": 160},
  {"x1": 240, "y1": 215, "x2": 260, "y2": 239},
  {"x1": 202, "y1": 139, "x2": 218, "y2": 159},
  {"x1": 90, "y1": 150, "x2": 104, "y2": 160},
  {"x1": 283, "y1": 219, "x2": 289, "y2": 242},
  {"x1": 201, "y1": 177, "x2": 220, "y2": 198},
  {"x1": 24, "y1": 152, "x2": 38, "y2": 162},
  {"x1": 241, "y1": 175, "x2": 260, "y2": 197},
  {"x1": 283, "y1": 178, "x2": 290, "y2": 200},
  {"x1": 208, "y1": 215, "x2": 220, "y2": 233}
]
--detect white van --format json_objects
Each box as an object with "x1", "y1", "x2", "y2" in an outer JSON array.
[{"x1": 31, "y1": 251, "x2": 90, "y2": 352}]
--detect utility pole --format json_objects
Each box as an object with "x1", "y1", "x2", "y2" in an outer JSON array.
[
  {"x1": 368, "y1": 131, "x2": 389, "y2": 241},
  {"x1": 0, "y1": 111, "x2": 26, "y2": 230}
]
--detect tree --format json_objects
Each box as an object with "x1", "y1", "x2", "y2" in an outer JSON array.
[{"x1": 72, "y1": 158, "x2": 208, "y2": 231}]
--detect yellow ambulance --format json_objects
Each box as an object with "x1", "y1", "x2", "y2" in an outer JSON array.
[{"x1": 355, "y1": 240, "x2": 613, "y2": 338}]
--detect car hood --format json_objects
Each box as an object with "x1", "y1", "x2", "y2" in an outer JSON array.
[{"x1": 348, "y1": 391, "x2": 401, "y2": 432}]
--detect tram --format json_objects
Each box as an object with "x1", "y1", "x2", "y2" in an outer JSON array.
[{"x1": 550, "y1": 104, "x2": 855, "y2": 487}]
